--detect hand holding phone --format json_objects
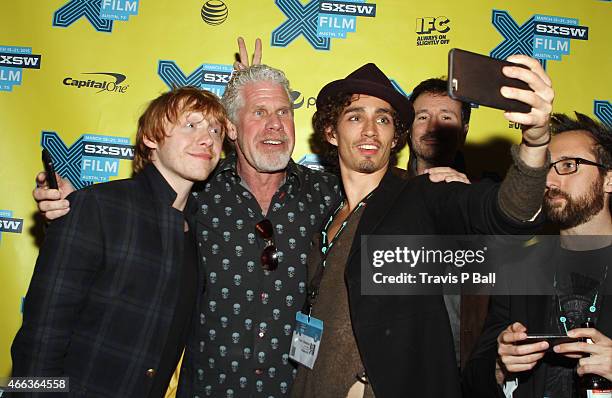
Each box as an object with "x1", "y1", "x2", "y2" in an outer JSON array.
[
  {"x1": 42, "y1": 149, "x2": 58, "y2": 190},
  {"x1": 449, "y1": 49, "x2": 554, "y2": 152},
  {"x1": 448, "y1": 48, "x2": 532, "y2": 113},
  {"x1": 497, "y1": 322, "x2": 548, "y2": 373}
]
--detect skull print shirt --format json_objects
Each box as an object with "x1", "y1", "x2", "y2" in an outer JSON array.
[{"x1": 182, "y1": 152, "x2": 341, "y2": 398}]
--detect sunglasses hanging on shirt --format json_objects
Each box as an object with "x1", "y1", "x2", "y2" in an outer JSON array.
[{"x1": 255, "y1": 219, "x2": 279, "y2": 271}]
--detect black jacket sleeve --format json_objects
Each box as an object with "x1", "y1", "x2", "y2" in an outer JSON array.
[
  {"x1": 462, "y1": 295, "x2": 510, "y2": 398},
  {"x1": 11, "y1": 189, "x2": 104, "y2": 377}
]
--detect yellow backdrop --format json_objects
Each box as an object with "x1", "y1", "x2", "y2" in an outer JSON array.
[{"x1": 1, "y1": 0, "x2": 610, "y2": 377}]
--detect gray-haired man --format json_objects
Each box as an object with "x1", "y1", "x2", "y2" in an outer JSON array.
[
  {"x1": 32, "y1": 63, "x2": 341, "y2": 397},
  {"x1": 177, "y1": 64, "x2": 341, "y2": 397}
]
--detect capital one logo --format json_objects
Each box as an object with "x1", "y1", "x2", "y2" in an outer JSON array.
[
  {"x1": 491, "y1": 10, "x2": 588, "y2": 69},
  {"x1": 158, "y1": 61, "x2": 233, "y2": 96},
  {"x1": 0, "y1": 45, "x2": 41, "y2": 92},
  {"x1": 63, "y1": 72, "x2": 129, "y2": 94},
  {"x1": 0, "y1": 210, "x2": 23, "y2": 244},
  {"x1": 271, "y1": 0, "x2": 376, "y2": 51},
  {"x1": 594, "y1": 100, "x2": 611, "y2": 128},
  {"x1": 41, "y1": 131, "x2": 134, "y2": 190},
  {"x1": 53, "y1": 0, "x2": 139, "y2": 32}
]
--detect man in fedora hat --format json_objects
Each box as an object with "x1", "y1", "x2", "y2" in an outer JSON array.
[{"x1": 290, "y1": 57, "x2": 555, "y2": 397}]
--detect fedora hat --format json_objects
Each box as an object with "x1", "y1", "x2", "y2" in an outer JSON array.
[{"x1": 316, "y1": 63, "x2": 414, "y2": 129}]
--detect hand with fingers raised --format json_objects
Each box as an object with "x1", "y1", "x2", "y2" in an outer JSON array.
[{"x1": 233, "y1": 37, "x2": 262, "y2": 70}]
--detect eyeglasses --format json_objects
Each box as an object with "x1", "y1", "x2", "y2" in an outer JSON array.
[
  {"x1": 255, "y1": 219, "x2": 279, "y2": 271},
  {"x1": 549, "y1": 157, "x2": 608, "y2": 176}
]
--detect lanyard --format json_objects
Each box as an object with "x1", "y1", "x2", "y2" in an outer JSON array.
[
  {"x1": 554, "y1": 263, "x2": 609, "y2": 333},
  {"x1": 302, "y1": 191, "x2": 374, "y2": 316}
]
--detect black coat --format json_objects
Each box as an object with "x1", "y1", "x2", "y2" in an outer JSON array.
[
  {"x1": 462, "y1": 242, "x2": 612, "y2": 398},
  {"x1": 344, "y1": 169, "x2": 542, "y2": 398},
  {"x1": 11, "y1": 165, "x2": 203, "y2": 397}
]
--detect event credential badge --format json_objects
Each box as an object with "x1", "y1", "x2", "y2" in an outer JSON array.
[{"x1": 289, "y1": 312, "x2": 323, "y2": 369}]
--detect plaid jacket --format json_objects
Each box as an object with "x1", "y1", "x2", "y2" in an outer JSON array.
[{"x1": 11, "y1": 164, "x2": 202, "y2": 397}]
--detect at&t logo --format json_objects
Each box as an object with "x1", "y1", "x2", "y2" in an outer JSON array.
[{"x1": 201, "y1": 0, "x2": 228, "y2": 25}]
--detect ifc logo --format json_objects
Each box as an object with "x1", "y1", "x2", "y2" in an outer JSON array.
[{"x1": 201, "y1": 0, "x2": 228, "y2": 25}]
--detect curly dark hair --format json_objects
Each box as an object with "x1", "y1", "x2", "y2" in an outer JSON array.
[{"x1": 311, "y1": 92, "x2": 409, "y2": 172}]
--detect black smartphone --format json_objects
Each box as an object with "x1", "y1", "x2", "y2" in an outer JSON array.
[
  {"x1": 448, "y1": 48, "x2": 532, "y2": 113},
  {"x1": 517, "y1": 334, "x2": 581, "y2": 350},
  {"x1": 42, "y1": 148, "x2": 59, "y2": 190}
]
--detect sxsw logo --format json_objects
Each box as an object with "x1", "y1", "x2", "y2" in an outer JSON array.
[
  {"x1": 415, "y1": 16, "x2": 451, "y2": 46},
  {"x1": 389, "y1": 79, "x2": 409, "y2": 98},
  {"x1": 272, "y1": 0, "x2": 376, "y2": 51},
  {"x1": 41, "y1": 131, "x2": 134, "y2": 190},
  {"x1": 532, "y1": 15, "x2": 588, "y2": 60},
  {"x1": 594, "y1": 100, "x2": 611, "y2": 128},
  {"x1": 319, "y1": 1, "x2": 376, "y2": 17},
  {"x1": 158, "y1": 61, "x2": 233, "y2": 96},
  {"x1": 53, "y1": 0, "x2": 139, "y2": 32},
  {"x1": 0, "y1": 210, "x2": 23, "y2": 244},
  {"x1": 491, "y1": 10, "x2": 588, "y2": 68},
  {"x1": 0, "y1": 45, "x2": 41, "y2": 92}
]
